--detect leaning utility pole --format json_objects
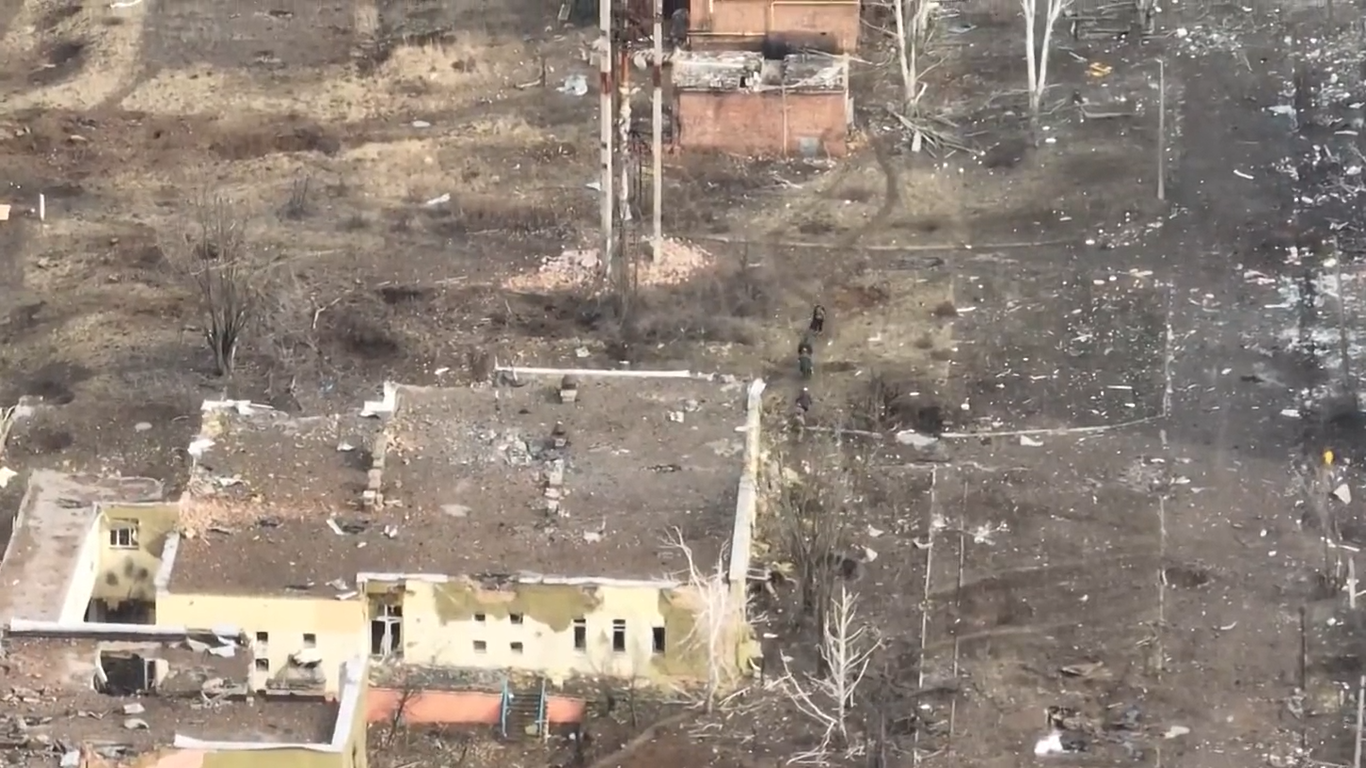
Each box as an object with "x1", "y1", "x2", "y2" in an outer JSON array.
[
  {"x1": 598, "y1": 0, "x2": 615, "y2": 284},
  {"x1": 651, "y1": 0, "x2": 663, "y2": 265}
]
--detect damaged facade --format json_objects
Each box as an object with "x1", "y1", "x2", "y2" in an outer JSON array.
[
  {"x1": 670, "y1": 0, "x2": 857, "y2": 156},
  {"x1": 0, "y1": 622, "x2": 368, "y2": 768},
  {"x1": 0, "y1": 371, "x2": 767, "y2": 757},
  {"x1": 673, "y1": 51, "x2": 851, "y2": 156},
  {"x1": 686, "y1": 0, "x2": 859, "y2": 53}
]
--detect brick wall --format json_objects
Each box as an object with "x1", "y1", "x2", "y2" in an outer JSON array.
[
  {"x1": 687, "y1": 0, "x2": 859, "y2": 53},
  {"x1": 677, "y1": 90, "x2": 847, "y2": 157}
]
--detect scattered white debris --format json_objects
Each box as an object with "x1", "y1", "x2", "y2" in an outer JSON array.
[
  {"x1": 442, "y1": 504, "x2": 471, "y2": 518},
  {"x1": 187, "y1": 437, "x2": 214, "y2": 458},
  {"x1": 667, "y1": 411, "x2": 685, "y2": 423},
  {"x1": 972, "y1": 522, "x2": 1008, "y2": 544},
  {"x1": 434, "y1": 367, "x2": 450, "y2": 376},
  {"x1": 123, "y1": 703, "x2": 145, "y2": 715},
  {"x1": 895, "y1": 430, "x2": 939, "y2": 448},
  {"x1": 411, "y1": 120, "x2": 432, "y2": 128},
  {"x1": 134, "y1": 422, "x2": 152, "y2": 432},
  {"x1": 504, "y1": 239, "x2": 713, "y2": 293},
  {"x1": 0, "y1": 467, "x2": 15, "y2": 489},
  {"x1": 862, "y1": 546, "x2": 878, "y2": 563},
  {"x1": 337, "y1": 441, "x2": 355, "y2": 452},
  {"x1": 1019, "y1": 435, "x2": 1043, "y2": 447},
  {"x1": 867, "y1": 525, "x2": 885, "y2": 538},
  {"x1": 326, "y1": 518, "x2": 345, "y2": 536},
  {"x1": 1333, "y1": 483, "x2": 1352, "y2": 504},
  {"x1": 558, "y1": 74, "x2": 589, "y2": 96},
  {"x1": 383, "y1": 524, "x2": 399, "y2": 538},
  {"x1": 1164, "y1": 725, "x2": 1191, "y2": 739},
  {"x1": 575, "y1": 347, "x2": 590, "y2": 358},
  {"x1": 1035, "y1": 731, "x2": 1066, "y2": 756},
  {"x1": 424, "y1": 193, "x2": 451, "y2": 207},
  {"x1": 1234, "y1": 170, "x2": 1254, "y2": 180},
  {"x1": 292, "y1": 649, "x2": 324, "y2": 666},
  {"x1": 583, "y1": 530, "x2": 603, "y2": 543},
  {"x1": 1280, "y1": 408, "x2": 1301, "y2": 418}
]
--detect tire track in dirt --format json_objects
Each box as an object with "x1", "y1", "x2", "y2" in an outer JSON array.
[{"x1": 0, "y1": 0, "x2": 148, "y2": 111}]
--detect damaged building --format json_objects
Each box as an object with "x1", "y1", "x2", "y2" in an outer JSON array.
[
  {"x1": 0, "y1": 370, "x2": 766, "y2": 751},
  {"x1": 165, "y1": 373, "x2": 766, "y2": 692},
  {"x1": 673, "y1": 50, "x2": 851, "y2": 157},
  {"x1": 0, "y1": 622, "x2": 368, "y2": 768},
  {"x1": 686, "y1": 0, "x2": 859, "y2": 53},
  {"x1": 667, "y1": 0, "x2": 857, "y2": 156}
]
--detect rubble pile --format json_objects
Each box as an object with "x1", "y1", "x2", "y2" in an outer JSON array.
[{"x1": 503, "y1": 238, "x2": 715, "y2": 293}]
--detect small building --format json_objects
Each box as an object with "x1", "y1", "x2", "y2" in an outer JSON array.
[
  {"x1": 686, "y1": 0, "x2": 860, "y2": 53},
  {"x1": 673, "y1": 51, "x2": 850, "y2": 157}
]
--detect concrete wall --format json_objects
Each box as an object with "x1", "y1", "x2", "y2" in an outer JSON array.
[
  {"x1": 688, "y1": 0, "x2": 859, "y2": 53},
  {"x1": 369, "y1": 577, "x2": 727, "y2": 683},
  {"x1": 58, "y1": 516, "x2": 104, "y2": 623},
  {"x1": 94, "y1": 504, "x2": 178, "y2": 606},
  {"x1": 156, "y1": 593, "x2": 366, "y2": 696},
  {"x1": 727, "y1": 379, "x2": 766, "y2": 605},
  {"x1": 677, "y1": 90, "x2": 848, "y2": 157}
]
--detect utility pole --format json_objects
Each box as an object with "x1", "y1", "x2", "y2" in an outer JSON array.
[
  {"x1": 651, "y1": 0, "x2": 664, "y2": 266},
  {"x1": 598, "y1": 0, "x2": 615, "y2": 283},
  {"x1": 1155, "y1": 57, "x2": 1165, "y2": 202},
  {"x1": 617, "y1": 41, "x2": 632, "y2": 300}
]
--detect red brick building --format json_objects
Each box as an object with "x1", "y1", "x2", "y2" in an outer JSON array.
[
  {"x1": 686, "y1": 0, "x2": 860, "y2": 53},
  {"x1": 673, "y1": 51, "x2": 850, "y2": 157}
]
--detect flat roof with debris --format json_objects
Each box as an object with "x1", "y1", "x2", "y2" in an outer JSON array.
[
  {"x1": 1, "y1": 631, "x2": 337, "y2": 760},
  {"x1": 166, "y1": 376, "x2": 751, "y2": 595},
  {"x1": 672, "y1": 51, "x2": 848, "y2": 92},
  {"x1": 0, "y1": 472, "x2": 164, "y2": 624}
]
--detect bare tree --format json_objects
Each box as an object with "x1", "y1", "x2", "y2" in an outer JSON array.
[
  {"x1": 781, "y1": 586, "x2": 882, "y2": 765},
  {"x1": 1021, "y1": 0, "x2": 1072, "y2": 122},
  {"x1": 666, "y1": 527, "x2": 747, "y2": 711},
  {"x1": 170, "y1": 199, "x2": 263, "y2": 377},
  {"x1": 0, "y1": 405, "x2": 14, "y2": 462},
  {"x1": 775, "y1": 448, "x2": 851, "y2": 638},
  {"x1": 891, "y1": 0, "x2": 938, "y2": 113}
]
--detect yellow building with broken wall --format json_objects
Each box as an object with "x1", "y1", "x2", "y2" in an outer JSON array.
[{"x1": 159, "y1": 376, "x2": 767, "y2": 691}]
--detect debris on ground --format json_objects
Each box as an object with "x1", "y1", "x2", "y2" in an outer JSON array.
[{"x1": 503, "y1": 238, "x2": 715, "y2": 293}]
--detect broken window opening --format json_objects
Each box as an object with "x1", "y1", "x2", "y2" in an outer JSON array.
[
  {"x1": 370, "y1": 600, "x2": 403, "y2": 659},
  {"x1": 96, "y1": 652, "x2": 157, "y2": 696},
  {"x1": 302, "y1": 633, "x2": 317, "y2": 648},
  {"x1": 509, "y1": 613, "x2": 524, "y2": 625},
  {"x1": 85, "y1": 598, "x2": 154, "y2": 625},
  {"x1": 474, "y1": 640, "x2": 487, "y2": 653},
  {"x1": 510, "y1": 641, "x2": 524, "y2": 654},
  {"x1": 652, "y1": 627, "x2": 666, "y2": 654},
  {"x1": 108, "y1": 522, "x2": 139, "y2": 549},
  {"x1": 573, "y1": 618, "x2": 587, "y2": 651},
  {"x1": 611, "y1": 620, "x2": 626, "y2": 653},
  {"x1": 474, "y1": 613, "x2": 486, "y2": 622},
  {"x1": 255, "y1": 658, "x2": 270, "y2": 671}
]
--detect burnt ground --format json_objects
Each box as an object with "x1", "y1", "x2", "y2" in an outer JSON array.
[{"x1": 2, "y1": 0, "x2": 1366, "y2": 765}]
